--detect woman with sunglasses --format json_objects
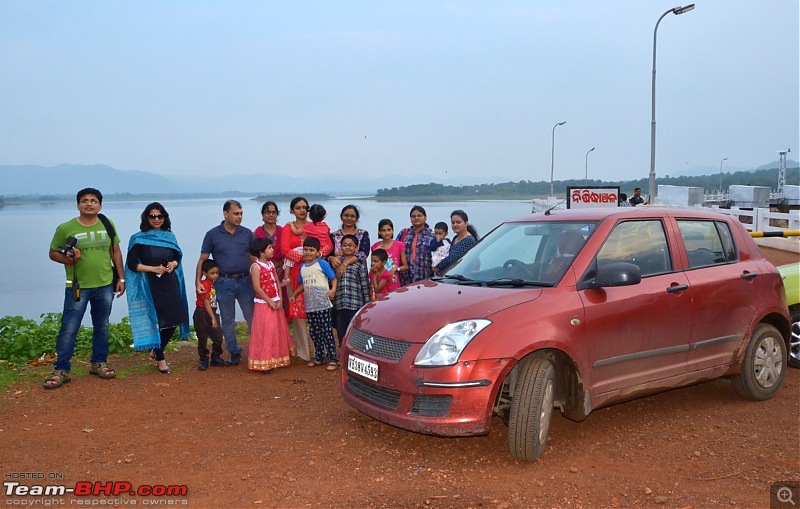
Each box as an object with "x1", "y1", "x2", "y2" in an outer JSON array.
[{"x1": 124, "y1": 202, "x2": 190, "y2": 373}]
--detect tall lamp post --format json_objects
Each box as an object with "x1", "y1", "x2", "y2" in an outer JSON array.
[
  {"x1": 585, "y1": 147, "x2": 595, "y2": 185},
  {"x1": 550, "y1": 121, "x2": 566, "y2": 197},
  {"x1": 648, "y1": 4, "x2": 695, "y2": 204},
  {"x1": 719, "y1": 157, "x2": 728, "y2": 194}
]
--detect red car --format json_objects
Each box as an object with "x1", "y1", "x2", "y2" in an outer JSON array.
[{"x1": 340, "y1": 207, "x2": 791, "y2": 461}]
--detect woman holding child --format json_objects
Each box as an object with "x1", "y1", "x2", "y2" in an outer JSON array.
[
  {"x1": 328, "y1": 204, "x2": 370, "y2": 278},
  {"x1": 125, "y1": 203, "x2": 190, "y2": 374},
  {"x1": 281, "y1": 197, "x2": 314, "y2": 362},
  {"x1": 435, "y1": 209, "x2": 479, "y2": 273}
]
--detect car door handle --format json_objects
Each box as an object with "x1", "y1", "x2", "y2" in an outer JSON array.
[
  {"x1": 741, "y1": 272, "x2": 759, "y2": 280},
  {"x1": 667, "y1": 284, "x2": 689, "y2": 293}
]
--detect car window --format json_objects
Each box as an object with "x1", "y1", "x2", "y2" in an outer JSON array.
[
  {"x1": 677, "y1": 220, "x2": 737, "y2": 268},
  {"x1": 715, "y1": 221, "x2": 738, "y2": 262},
  {"x1": 445, "y1": 221, "x2": 598, "y2": 285},
  {"x1": 595, "y1": 220, "x2": 672, "y2": 277}
]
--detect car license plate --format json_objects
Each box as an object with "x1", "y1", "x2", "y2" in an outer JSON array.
[{"x1": 348, "y1": 355, "x2": 378, "y2": 381}]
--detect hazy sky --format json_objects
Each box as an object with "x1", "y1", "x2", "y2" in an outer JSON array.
[{"x1": 1, "y1": 1, "x2": 797, "y2": 184}]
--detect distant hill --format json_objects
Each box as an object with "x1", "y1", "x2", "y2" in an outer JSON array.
[
  {"x1": 0, "y1": 163, "x2": 495, "y2": 197},
  {"x1": 671, "y1": 159, "x2": 798, "y2": 177},
  {"x1": 0, "y1": 162, "x2": 796, "y2": 199}
]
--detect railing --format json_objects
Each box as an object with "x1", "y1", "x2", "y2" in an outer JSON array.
[
  {"x1": 531, "y1": 199, "x2": 800, "y2": 235},
  {"x1": 709, "y1": 206, "x2": 800, "y2": 233}
]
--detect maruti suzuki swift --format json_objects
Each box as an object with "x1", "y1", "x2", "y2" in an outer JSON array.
[{"x1": 340, "y1": 207, "x2": 790, "y2": 461}]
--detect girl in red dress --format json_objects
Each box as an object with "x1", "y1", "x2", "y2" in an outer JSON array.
[{"x1": 248, "y1": 237, "x2": 294, "y2": 373}]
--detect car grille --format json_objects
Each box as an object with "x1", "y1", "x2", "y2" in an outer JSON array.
[
  {"x1": 349, "y1": 328, "x2": 412, "y2": 361},
  {"x1": 346, "y1": 374, "x2": 400, "y2": 410},
  {"x1": 410, "y1": 395, "x2": 452, "y2": 416}
]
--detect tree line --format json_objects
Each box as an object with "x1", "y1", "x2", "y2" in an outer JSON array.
[{"x1": 376, "y1": 167, "x2": 797, "y2": 198}]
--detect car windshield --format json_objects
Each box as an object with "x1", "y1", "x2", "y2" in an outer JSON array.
[{"x1": 438, "y1": 221, "x2": 598, "y2": 286}]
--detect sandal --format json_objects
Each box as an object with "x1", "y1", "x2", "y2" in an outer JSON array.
[
  {"x1": 43, "y1": 369, "x2": 70, "y2": 390},
  {"x1": 326, "y1": 362, "x2": 339, "y2": 371},
  {"x1": 157, "y1": 360, "x2": 170, "y2": 374},
  {"x1": 307, "y1": 361, "x2": 323, "y2": 368},
  {"x1": 89, "y1": 362, "x2": 116, "y2": 379}
]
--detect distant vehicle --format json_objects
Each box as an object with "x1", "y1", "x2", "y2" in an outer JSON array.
[
  {"x1": 340, "y1": 207, "x2": 791, "y2": 462},
  {"x1": 778, "y1": 262, "x2": 800, "y2": 368}
]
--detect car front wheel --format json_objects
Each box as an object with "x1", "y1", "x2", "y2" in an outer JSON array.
[
  {"x1": 788, "y1": 307, "x2": 800, "y2": 369},
  {"x1": 732, "y1": 323, "x2": 786, "y2": 400},
  {"x1": 507, "y1": 354, "x2": 555, "y2": 462}
]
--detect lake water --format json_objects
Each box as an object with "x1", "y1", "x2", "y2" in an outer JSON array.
[{"x1": 0, "y1": 197, "x2": 533, "y2": 323}]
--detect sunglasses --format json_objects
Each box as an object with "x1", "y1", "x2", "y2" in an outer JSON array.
[{"x1": 148, "y1": 214, "x2": 165, "y2": 220}]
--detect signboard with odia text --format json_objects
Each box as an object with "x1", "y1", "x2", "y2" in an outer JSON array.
[{"x1": 567, "y1": 186, "x2": 621, "y2": 209}]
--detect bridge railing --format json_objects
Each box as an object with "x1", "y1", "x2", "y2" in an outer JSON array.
[{"x1": 709, "y1": 206, "x2": 800, "y2": 233}]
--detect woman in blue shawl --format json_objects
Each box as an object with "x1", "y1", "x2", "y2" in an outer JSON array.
[{"x1": 125, "y1": 203, "x2": 190, "y2": 374}]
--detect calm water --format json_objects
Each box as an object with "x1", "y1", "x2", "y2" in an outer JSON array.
[{"x1": 0, "y1": 197, "x2": 532, "y2": 323}]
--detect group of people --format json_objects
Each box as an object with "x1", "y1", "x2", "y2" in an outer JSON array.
[
  {"x1": 44, "y1": 189, "x2": 480, "y2": 389},
  {"x1": 618, "y1": 187, "x2": 645, "y2": 207}
]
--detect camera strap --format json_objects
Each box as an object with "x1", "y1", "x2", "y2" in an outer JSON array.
[
  {"x1": 97, "y1": 214, "x2": 119, "y2": 287},
  {"x1": 97, "y1": 213, "x2": 117, "y2": 243}
]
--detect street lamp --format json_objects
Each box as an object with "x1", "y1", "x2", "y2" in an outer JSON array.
[
  {"x1": 550, "y1": 121, "x2": 566, "y2": 197},
  {"x1": 648, "y1": 4, "x2": 695, "y2": 204},
  {"x1": 585, "y1": 147, "x2": 595, "y2": 185},
  {"x1": 719, "y1": 157, "x2": 728, "y2": 194}
]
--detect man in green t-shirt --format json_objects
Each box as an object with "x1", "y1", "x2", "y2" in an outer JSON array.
[{"x1": 44, "y1": 188, "x2": 126, "y2": 389}]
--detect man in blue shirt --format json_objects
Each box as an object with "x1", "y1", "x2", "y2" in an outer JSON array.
[{"x1": 195, "y1": 200, "x2": 254, "y2": 366}]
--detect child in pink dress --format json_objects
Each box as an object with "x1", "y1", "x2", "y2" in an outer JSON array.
[
  {"x1": 370, "y1": 219, "x2": 408, "y2": 292},
  {"x1": 248, "y1": 237, "x2": 294, "y2": 373}
]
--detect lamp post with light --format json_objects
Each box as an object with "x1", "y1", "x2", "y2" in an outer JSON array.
[
  {"x1": 648, "y1": 4, "x2": 695, "y2": 204},
  {"x1": 585, "y1": 147, "x2": 595, "y2": 185},
  {"x1": 719, "y1": 157, "x2": 728, "y2": 194},
  {"x1": 550, "y1": 121, "x2": 566, "y2": 197}
]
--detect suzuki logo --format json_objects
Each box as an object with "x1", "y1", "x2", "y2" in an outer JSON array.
[{"x1": 365, "y1": 336, "x2": 376, "y2": 352}]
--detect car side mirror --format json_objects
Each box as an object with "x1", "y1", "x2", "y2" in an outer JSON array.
[
  {"x1": 596, "y1": 262, "x2": 641, "y2": 287},
  {"x1": 579, "y1": 261, "x2": 641, "y2": 290}
]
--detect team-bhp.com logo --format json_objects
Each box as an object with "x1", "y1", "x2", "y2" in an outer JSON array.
[{"x1": 5, "y1": 480, "x2": 188, "y2": 497}]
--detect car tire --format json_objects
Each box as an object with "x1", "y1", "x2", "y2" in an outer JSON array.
[
  {"x1": 788, "y1": 307, "x2": 800, "y2": 369},
  {"x1": 507, "y1": 354, "x2": 555, "y2": 462},
  {"x1": 732, "y1": 323, "x2": 786, "y2": 400}
]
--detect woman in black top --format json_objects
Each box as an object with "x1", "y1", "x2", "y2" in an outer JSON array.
[{"x1": 125, "y1": 203, "x2": 190, "y2": 373}]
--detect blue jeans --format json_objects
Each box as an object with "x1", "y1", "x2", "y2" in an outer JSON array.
[
  {"x1": 214, "y1": 276, "x2": 254, "y2": 356},
  {"x1": 54, "y1": 284, "x2": 114, "y2": 372}
]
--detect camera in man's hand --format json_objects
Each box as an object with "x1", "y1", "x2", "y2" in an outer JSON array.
[{"x1": 58, "y1": 236, "x2": 77, "y2": 256}]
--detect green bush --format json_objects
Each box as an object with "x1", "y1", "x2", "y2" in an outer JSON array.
[{"x1": 0, "y1": 313, "x2": 134, "y2": 366}]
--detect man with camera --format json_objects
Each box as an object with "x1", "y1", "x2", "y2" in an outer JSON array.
[{"x1": 44, "y1": 188, "x2": 126, "y2": 389}]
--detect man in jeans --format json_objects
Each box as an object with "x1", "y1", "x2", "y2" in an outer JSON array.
[
  {"x1": 195, "y1": 200, "x2": 255, "y2": 366},
  {"x1": 44, "y1": 188, "x2": 126, "y2": 389}
]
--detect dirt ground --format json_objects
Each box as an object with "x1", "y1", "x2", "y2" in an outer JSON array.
[{"x1": 1, "y1": 247, "x2": 798, "y2": 509}]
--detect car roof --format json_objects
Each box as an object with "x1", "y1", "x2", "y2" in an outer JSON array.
[{"x1": 506, "y1": 206, "x2": 734, "y2": 223}]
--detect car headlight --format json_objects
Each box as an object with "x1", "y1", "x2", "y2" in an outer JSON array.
[{"x1": 414, "y1": 319, "x2": 492, "y2": 366}]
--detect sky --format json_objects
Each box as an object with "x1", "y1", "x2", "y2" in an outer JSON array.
[{"x1": 0, "y1": 1, "x2": 797, "y2": 185}]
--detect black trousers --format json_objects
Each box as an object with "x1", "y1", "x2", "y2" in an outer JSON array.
[{"x1": 193, "y1": 306, "x2": 224, "y2": 361}]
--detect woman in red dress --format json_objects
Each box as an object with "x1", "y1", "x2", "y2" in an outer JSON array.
[{"x1": 280, "y1": 197, "x2": 314, "y2": 362}]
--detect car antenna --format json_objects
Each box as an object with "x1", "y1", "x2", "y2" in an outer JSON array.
[{"x1": 544, "y1": 200, "x2": 566, "y2": 216}]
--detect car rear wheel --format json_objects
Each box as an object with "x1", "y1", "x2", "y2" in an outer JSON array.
[
  {"x1": 507, "y1": 354, "x2": 555, "y2": 462},
  {"x1": 788, "y1": 307, "x2": 800, "y2": 369},
  {"x1": 732, "y1": 323, "x2": 786, "y2": 400}
]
